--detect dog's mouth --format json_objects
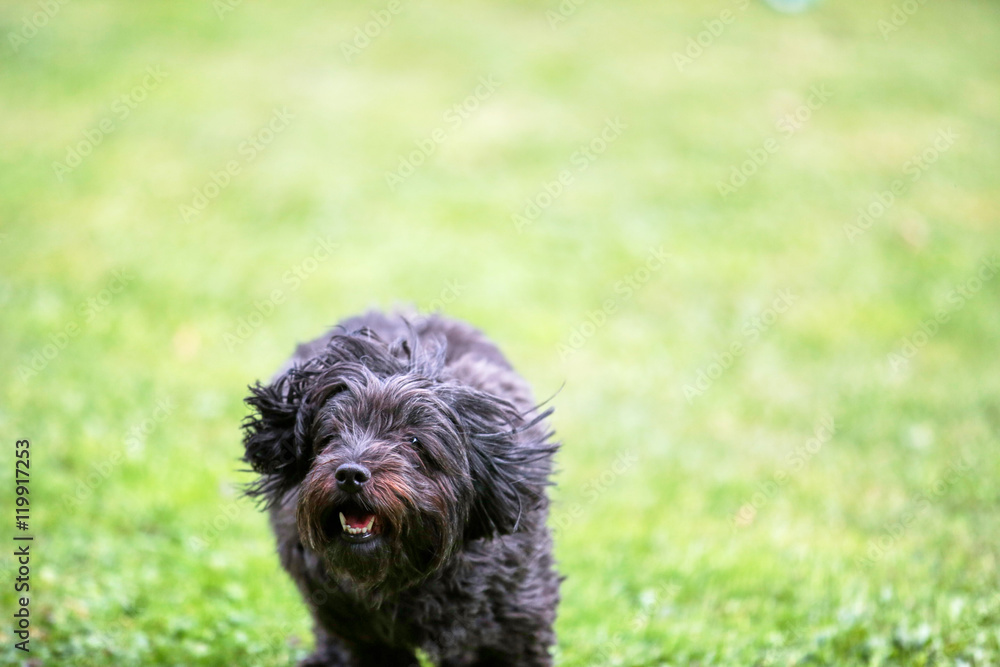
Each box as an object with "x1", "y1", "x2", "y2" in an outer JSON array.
[{"x1": 324, "y1": 501, "x2": 381, "y2": 544}]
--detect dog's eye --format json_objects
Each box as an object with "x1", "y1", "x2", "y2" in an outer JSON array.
[{"x1": 408, "y1": 436, "x2": 422, "y2": 449}]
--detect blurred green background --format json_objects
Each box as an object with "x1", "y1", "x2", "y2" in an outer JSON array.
[{"x1": 2, "y1": 0, "x2": 999, "y2": 665}]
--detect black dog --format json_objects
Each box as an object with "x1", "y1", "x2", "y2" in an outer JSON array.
[{"x1": 242, "y1": 310, "x2": 560, "y2": 666}]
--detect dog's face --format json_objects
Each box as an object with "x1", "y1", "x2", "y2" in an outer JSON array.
[
  {"x1": 296, "y1": 376, "x2": 477, "y2": 588},
  {"x1": 242, "y1": 331, "x2": 553, "y2": 593}
]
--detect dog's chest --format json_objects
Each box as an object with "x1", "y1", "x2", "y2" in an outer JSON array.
[{"x1": 334, "y1": 572, "x2": 503, "y2": 651}]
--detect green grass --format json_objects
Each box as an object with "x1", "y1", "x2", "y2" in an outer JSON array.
[{"x1": 2, "y1": 0, "x2": 1000, "y2": 664}]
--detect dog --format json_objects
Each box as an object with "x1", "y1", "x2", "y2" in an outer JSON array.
[{"x1": 241, "y1": 310, "x2": 560, "y2": 666}]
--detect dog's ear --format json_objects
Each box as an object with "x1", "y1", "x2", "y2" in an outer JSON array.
[
  {"x1": 242, "y1": 331, "x2": 400, "y2": 504},
  {"x1": 242, "y1": 370, "x2": 316, "y2": 504},
  {"x1": 444, "y1": 387, "x2": 557, "y2": 541}
]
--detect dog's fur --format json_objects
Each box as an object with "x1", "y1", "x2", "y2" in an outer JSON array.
[{"x1": 242, "y1": 310, "x2": 560, "y2": 666}]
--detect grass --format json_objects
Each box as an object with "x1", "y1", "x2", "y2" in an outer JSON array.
[{"x1": 2, "y1": 0, "x2": 1000, "y2": 664}]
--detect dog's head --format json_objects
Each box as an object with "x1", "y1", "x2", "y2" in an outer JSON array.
[{"x1": 241, "y1": 327, "x2": 555, "y2": 592}]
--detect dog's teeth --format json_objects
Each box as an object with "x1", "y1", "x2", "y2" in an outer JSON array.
[{"x1": 338, "y1": 513, "x2": 376, "y2": 536}]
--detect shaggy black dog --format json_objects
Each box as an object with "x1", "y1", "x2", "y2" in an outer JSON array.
[{"x1": 242, "y1": 310, "x2": 560, "y2": 666}]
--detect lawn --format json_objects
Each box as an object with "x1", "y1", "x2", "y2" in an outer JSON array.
[{"x1": 2, "y1": 0, "x2": 1000, "y2": 665}]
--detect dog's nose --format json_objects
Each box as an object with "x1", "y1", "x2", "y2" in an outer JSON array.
[{"x1": 335, "y1": 463, "x2": 371, "y2": 492}]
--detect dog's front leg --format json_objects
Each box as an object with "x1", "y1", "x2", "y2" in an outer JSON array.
[
  {"x1": 299, "y1": 628, "x2": 419, "y2": 667},
  {"x1": 296, "y1": 626, "x2": 354, "y2": 666}
]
